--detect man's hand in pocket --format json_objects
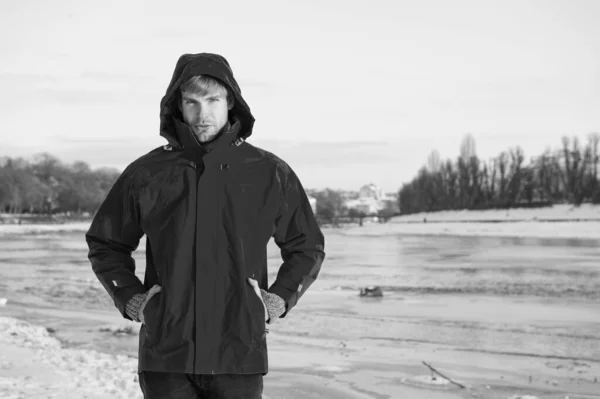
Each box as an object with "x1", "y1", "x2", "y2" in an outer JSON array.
[
  {"x1": 246, "y1": 278, "x2": 286, "y2": 324},
  {"x1": 139, "y1": 285, "x2": 162, "y2": 325}
]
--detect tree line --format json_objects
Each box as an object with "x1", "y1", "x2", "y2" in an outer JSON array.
[
  {"x1": 399, "y1": 133, "x2": 600, "y2": 215},
  {"x1": 0, "y1": 153, "x2": 120, "y2": 215},
  {"x1": 9, "y1": 130, "x2": 591, "y2": 223},
  {"x1": 0, "y1": 151, "x2": 378, "y2": 226}
]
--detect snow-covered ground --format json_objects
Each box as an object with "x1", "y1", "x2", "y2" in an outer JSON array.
[
  {"x1": 344, "y1": 220, "x2": 600, "y2": 240},
  {"x1": 3, "y1": 205, "x2": 600, "y2": 239},
  {"x1": 1, "y1": 206, "x2": 600, "y2": 398},
  {"x1": 336, "y1": 204, "x2": 600, "y2": 240},
  {"x1": 5, "y1": 295, "x2": 596, "y2": 399},
  {"x1": 390, "y1": 204, "x2": 600, "y2": 222},
  {"x1": 0, "y1": 317, "x2": 142, "y2": 399},
  {"x1": 0, "y1": 221, "x2": 91, "y2": 236}
]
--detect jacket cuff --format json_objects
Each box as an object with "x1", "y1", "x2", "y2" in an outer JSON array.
[{"x1": 113, "y1": 283, "x2": 147, "y2": 320}]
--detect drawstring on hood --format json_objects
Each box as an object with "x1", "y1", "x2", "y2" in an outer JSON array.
[{"x1": 159, "y1": 53, "x2": 255, "y2": 150}]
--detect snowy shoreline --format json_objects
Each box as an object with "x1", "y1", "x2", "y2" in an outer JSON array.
[
  {"x1": 335, "y1": 204, "x2": 600, "y2": 240},
  {"x1": 0, "y1": 316, "x2": 142, "y2": 399},
  {"x1": 340, "y1": 220, "x2": 600, "y2": 240},
  {"x1": 3, "y1": 294, "x2": 599, "y2": 399},
  {"x1": 4, "y1": 205, "x2": 600, "y2": 240},
  {"x1": 0, "y1": 222, "x2": 91, "y2": 236},
  {"x1": 389, "y1": 203, "x2": 600, "y2": 223}
]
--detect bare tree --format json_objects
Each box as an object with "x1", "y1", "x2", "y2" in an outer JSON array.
[
  {"x1": 506, "y1": 146, "x2": 525, "y2": 204},
  {"x1": 587, "y1": 132, "x2": 600, "y2": 201},
  {"x1": 496, "y1": 151, "x2": 509, "y2": 206},
  {"x1": 459, "y1": 133, "x2": 477, "y2": 162},
  {"x1": 426, "y1": 149, "x2": 442, "y2": 173}
]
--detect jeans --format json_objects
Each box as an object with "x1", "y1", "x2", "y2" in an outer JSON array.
[{"x1": 139, "y1": 371, "x2": 263, "y2": 399}]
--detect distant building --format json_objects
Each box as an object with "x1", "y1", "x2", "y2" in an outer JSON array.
[
  {"x1": 344, "y1": 184, "x2": 399, "y2": 215},
  {"x1": 344, "y1": 197, "x2": 380, "y2": 214},
  {"x1": 359, "y1": 183, "x2": 384, "y2": 200}
]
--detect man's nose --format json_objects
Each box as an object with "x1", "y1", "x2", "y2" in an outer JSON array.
[{"x1": 195, "y1": 105, "x2": 209, "y2": 120}]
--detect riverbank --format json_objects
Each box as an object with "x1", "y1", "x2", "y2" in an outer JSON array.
[
  {"x1": 0, "y1": 316, "x2": 140, "y2": 399},
  {"x1": 2, "y1": 291, "x2": 599, "y2": 399},
  {"x1": 333, "y1": 204, "x2": 600, "y2": 240},
  {"x1": 3, "y1": 204, "x2": 600, "y2": 239},
  {"x1": 390, "y1": 204, "x2": 600, "y2": 223},
  {"x1": 5, "y1": 219, "x2": 600, "y2": 240},
  {"x1": 342, "y1": 220, "x2": 600, "y2": 240}
]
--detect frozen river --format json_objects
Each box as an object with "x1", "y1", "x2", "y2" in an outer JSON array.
[{"x1": 1, "y1": 226, "x2": 599, "y2": 398}]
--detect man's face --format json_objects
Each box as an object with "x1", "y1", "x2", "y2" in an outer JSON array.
[{"x1": 179, "y1": 87, "x2": 230, "y2": 143}]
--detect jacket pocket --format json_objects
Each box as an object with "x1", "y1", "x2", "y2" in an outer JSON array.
[
  {"x1": 246, "y1": 278, "x2": 267, "y2": 339},
  {"x1": 142, "y1": 293, "x2": 164, "y2": 347}
]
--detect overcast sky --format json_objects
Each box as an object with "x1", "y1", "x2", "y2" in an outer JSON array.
[{"x1": 1, "y1": 0, "x2": 599, "y2": 192}]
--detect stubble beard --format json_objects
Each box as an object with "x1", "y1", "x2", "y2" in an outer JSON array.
[{"x1": 193, "y1": 127, "x2": 218, "y2": 143}]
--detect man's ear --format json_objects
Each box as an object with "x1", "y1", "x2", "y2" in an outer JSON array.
[{"x1": 227, "y1": 93, "x2": 235, "y2": 110}]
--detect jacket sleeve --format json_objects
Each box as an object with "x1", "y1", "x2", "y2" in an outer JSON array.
[
  {"x1": 85, "y1": 165, "x2": 146, "y2": 321},
  {"x1": 268, "y1": 170, "x2": 325, "y2": 318}
]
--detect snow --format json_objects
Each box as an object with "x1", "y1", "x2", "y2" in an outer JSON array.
[
  {"x1": 408, "y1": 375, "x2": 452, "y2": 386},
  {"x1": 0, "y1": 222, "x2": 91, "y2": 236},
  {"x1": 390, "y1": 204, "x2": 600, "y2": 222},
  {"x1": 345, "y1": 220, "x2": 600, "y2": 240},
  {"x1": 337, "y1": 204, "x2": 600, "y2": 240},
  {"x1": 2, "y1": 204, "x2": 600, "y2": 240},
  {"x1": 3, "y1": 204, "x2": 600, "y2": 240},
  {"x1": 1, "y1": 205, "x2": 599, "y2": 397},
  {"x1": 0, "y1": 317, "x2": 142, "y2": 399}
]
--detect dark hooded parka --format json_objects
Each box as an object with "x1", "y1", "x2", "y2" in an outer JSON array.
[{"x1": 86, "y1": 53, "x2": 325, "y2": 375}]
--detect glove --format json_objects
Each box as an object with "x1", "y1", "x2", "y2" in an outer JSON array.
[
  {"x1": 124, "y1": 284, "x2": 162, "y2": 323},
  {"x1": 261, "y1": 289, "x2": 286, "y2": 324},
  {"x1": 247, "y1": 278, "x2": 286, "y2": 324}
]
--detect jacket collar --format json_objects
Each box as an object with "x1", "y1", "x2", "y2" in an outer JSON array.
[{"x1": 173, "y1": 118, "x2": 242, "y2": 157}]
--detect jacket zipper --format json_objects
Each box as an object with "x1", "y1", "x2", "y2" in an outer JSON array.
[
  {"x1": 190, "y1": 159, "x2": 198, "y2": 374},
  {"x1": 212, "y1": 160, "x2": 220, "y2": 373}
]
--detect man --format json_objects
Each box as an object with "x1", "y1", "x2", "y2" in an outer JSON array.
[{"x1": 86, "y1": 53, "x2": 325, "y2": 399}]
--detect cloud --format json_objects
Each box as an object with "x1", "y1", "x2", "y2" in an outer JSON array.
[
  {"x1": 0, "y1": 69, "x2": 158, "y2": 110},
  {"x1": 0, "y1": 72, "x2": 59, "y2": 85},
  {"x1": 237, "y1": 78, "x2": 273, "y2": 90},
  {"x1": 38, "y1": 87, "x2": 125, "y2": 106},
  {"x1": 40, "y1": 139, "x2": 164, "y2": 168},
  {"x1": 53, "y1": 136, "x2": 146, "y2": 144},
  {"x1": 80, "y1": 70, "x2": 158, "y2": 84},
  {"x1": 249, "y1": 138, "x2": 404, "y2": 166}
]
